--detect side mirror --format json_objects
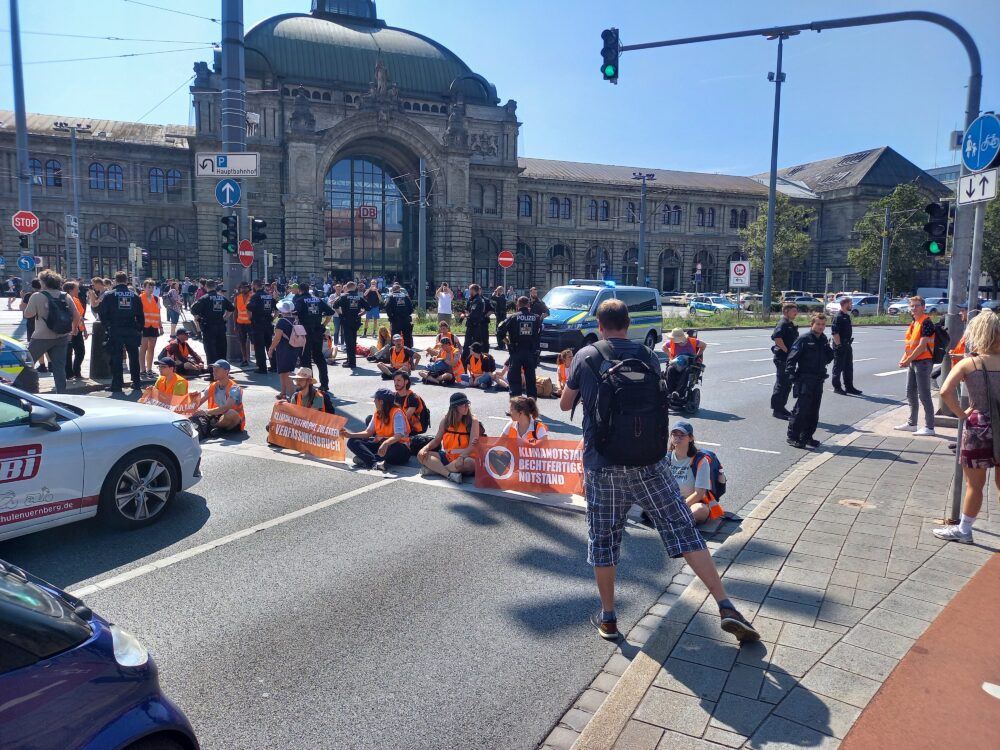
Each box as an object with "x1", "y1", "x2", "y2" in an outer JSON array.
[{"x1": 29, "y1": 405, "x2": 61, "y2": 432}]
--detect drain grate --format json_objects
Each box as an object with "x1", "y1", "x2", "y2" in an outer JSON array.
[{"x1": 838, "y1": 498, "x2": 875, "y2": 509}]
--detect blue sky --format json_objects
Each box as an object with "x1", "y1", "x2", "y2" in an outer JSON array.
[{"x1": 2, "y1": 0, "x2": 997, "y2": 175}]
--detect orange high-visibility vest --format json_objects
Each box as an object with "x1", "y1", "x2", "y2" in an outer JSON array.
[
  {"x1": 141, "y1": 292, "x2": 160, "y2": 328},
  {"x1": 904, "y1": 314, "x2": 934, "y2": 362},
  {"x1": 155, "y1": 372, "x2": 188, "y2": 396},
  {"x1": 438, "y1": 348, "x2": 464, "y2": 375},
  {"x1": 390, "y1": 346, "x2": 410, "y2": 368},
  {"x1": 441, "y1": 421, "x2": 471, "y2": 461},
  {"x1": 207, "y1": 380, "x2": 245, "y2": 429},
  {"x1": 373, "y1": 406, "x2": 409, "y2": 444},
  {"x1": 558, "y1": 362, "x2": 567, "y2": 384},
  {"x1": 467, "y1": 353, "x2": 484, "y2": 377},
  {"x1": 71, "y1": 296, "x2": 86, "y2": 335},
  {"x1": 669, "y1": 337, "x2": 697, "y2": 359},
  {"x1": 235, "y1": 293, "x2": 250, "y2": 325},
  {"x1": 951, "y1": 334, "x2": 967, "y2": 364},
  {"x1": 504, "y1": 419, "x2": 546, "y2": 442},
  {"x1": 693, "y1": 454, "x2": 725, "y2": 520},
  {"x1": 292, "y1": 387, "x2": 330, "y2": 413}
]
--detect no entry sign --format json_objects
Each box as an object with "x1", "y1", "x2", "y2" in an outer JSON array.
[
  {"x1": 498, "y1": 250, "x2": 515, "y2": 268},
  {"x1": 12, "y1": 210, "x2": 39, "y2": 235},
  {"x1": 238, "y1": 239, "x2": 254, "y2": 269}
]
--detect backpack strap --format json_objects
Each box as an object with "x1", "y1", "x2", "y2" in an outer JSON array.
[{"x1": 574, "y1": 340, "x2": 614, "y2": 419}]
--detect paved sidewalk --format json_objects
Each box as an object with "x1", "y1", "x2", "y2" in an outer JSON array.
[{"x1": 542, "y1": 406, "x2": 999, "y2": 750}]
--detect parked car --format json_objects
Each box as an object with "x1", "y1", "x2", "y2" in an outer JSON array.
[
  {"x1": 0, "y1": 334, "x2": 38, "y2": 393},
  {"x1": 539, "y1": 281, "x2": 663, "y2": 351},
  {"x1": 0, "y1": 382, "x2": 203, "y2": 542},
  {"x1": 981, "y1": 299, "x2": 1000, "y2": 311},
  {"x1": 827, "y1": 294, "x2": 881, "y2": 317},
  {"x1": 887, "y1": 298, "x2": 911, "y2": 315},
  {"x1": 924, "y1": 297, "x2": 949, "y2": 314},
  {"x1": 688, "y1": 295, "x2": 741, "y2": 315},
  {"x1": 791, "y1": 295, "x2": 825, "y2": 312},
  {"x1": 0, "y1": 558, "x2": 200, "y2": 750},
  {"x1": 660, "y1": 290, "x2": 686, "y2": 305}
]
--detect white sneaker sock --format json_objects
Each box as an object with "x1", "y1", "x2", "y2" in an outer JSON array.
[{"x1": 958, "y1": 514, "x2": 976, "y2": 535}]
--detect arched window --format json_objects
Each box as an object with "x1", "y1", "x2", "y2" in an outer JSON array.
[
  {"x1": 729, "y1": 209, "x2": 738, "y2": 228},
  {"x1": 35, "y1": 219, "x2": 66, "y2": 276},
  {"x1": 588, "y1": 200, "x2": 599, "y2": 221},
  {"x1": 707, "y1": 208, "x2": 715, "y2": 227},
  {"x1": 662, "y1": 204, "x2": 673, "y2": 226},
  {"x1": 585, "y1": 246, "x2": 611, "y2": 279},
  {"x1": 88, "y1": 222, "x2": 129, "y2": 278},
  {"x1": 149, "y1": 167, "x2": 165, "y2": 193},
  {"x1": 421, "y1": 104, "x2": 430, "y2": 112},
  {"x1": 28, "y1": 158, "x2": 42, "y2": 183},
  {"x1": 165, "y1": 169, "x2": 181, "y2": 191},
  {"x1": 107, "y1": 164, "x2": 124, "y2": 191},
  {"x1": 626, "y1": 201, "x2": 637, "y2": 223},
  {"x1": 548, "y1": 197, "x2": 560, "y2": 219},
  {"x1": 739, "y1": 209, "x2": 749, "y2": 228},
  {"x1": 403, "y1": 101, "x2": 412, "y2": 110},
  {"x1": 561, "y1": 197, "x2": 572, "y2": 220},
  {"x1": 672, "y1": 205, "x2": 681, "y2": 225},
  {"x1": 148, "y1": 225, "x2": 187, "y2": 281},
  {"x1": 696, "y1": 207, "x2": 706, "y2": 227},
  {"x1": 518, "y1": 194, "x2": 532, "y2": 218},
  {"x1": 548, "y1": 244, "x2": 572, "y2": 288},
  {"x1": 599, "y1": 200, "x2": 610, "y2": 221},
  {"x1": 515, "y1": 241, "x2": 534, "y2": 291},
  {"x1": 621, "y1": 247, "x2": 639, "y2": 285},
  {"x1": 88, "y1": 162, "x2": 105, "y2": 190},
  {"x1": 45, "y1": 159, "x2": 62, "y2": 187}
]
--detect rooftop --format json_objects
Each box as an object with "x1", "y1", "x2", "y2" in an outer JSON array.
[{"x1": 0, "y1": 110, "x2": 193, "y2": 149}]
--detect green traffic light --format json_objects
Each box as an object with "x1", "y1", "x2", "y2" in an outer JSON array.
[
  {"x1": 603, "y1": 64, "x2": 617, "y2": 77},
  {"x1": 929, "y1": 241, "x2": 943, "y2": 255}
]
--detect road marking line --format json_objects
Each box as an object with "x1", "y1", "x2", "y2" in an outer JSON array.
[
  {"x1": 749, "y1": 357, "x2": 773, "y2": 362},
  {"x1": 69, "y1": 478, "x2": 398, "y2": 599},
  {"x1": 854, "y1": 358, "x2": 876, "y2": 362},
  {"x1": 697, "y1": 441, "x2": 721, "y2": 447},
  {"x1": 739, "y1": 447, "x2": 781, "y2": 455},
  {"x1": 737, "y1": 373, "x2": 774, "y2": 381},
  {"x1": 874, "y1": 369, "x2": 907, "y2": 377},
  {"x1": 718, "y1": 347, "x2": 770, "y2": 354}
]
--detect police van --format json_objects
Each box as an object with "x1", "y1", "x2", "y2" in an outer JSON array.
[{"x1": 539, "y1": 280, "x2": 664, "y2": 352}]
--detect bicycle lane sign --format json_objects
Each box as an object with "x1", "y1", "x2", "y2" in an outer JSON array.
[{"x1": 962, "y1": 114, "x2": 1000, "y2": 173}]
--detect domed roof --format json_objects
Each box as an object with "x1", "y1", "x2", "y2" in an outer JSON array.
[{"x1": 245, "y1": 10, "x2": 498, "y2": 104}]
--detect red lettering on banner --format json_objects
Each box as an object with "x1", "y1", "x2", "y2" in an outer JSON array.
[
  {"x1": 475, "y1": 438, "x2": 585, "y2": 494},
  {"x1": 0, "y1": 495, "x2": 97, "y2": 526},
  {"x1": 0, "y1": 444, "x2": 42, "y2": 484}
]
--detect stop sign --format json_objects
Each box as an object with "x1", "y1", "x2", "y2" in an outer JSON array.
[
  {"x1": 11, "y1": 210, "x2": 39, "y2": 235},
  {"x1": 237, "y1": 239, "x2": 254, "y2": 269},
  {"x1": 498, "y1": 250, "x2": 515, "y2": 268}
]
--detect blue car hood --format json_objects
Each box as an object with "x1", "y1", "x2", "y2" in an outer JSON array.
[{"x1": 543, "y1": 308, "x2": 589, "y2": 325}]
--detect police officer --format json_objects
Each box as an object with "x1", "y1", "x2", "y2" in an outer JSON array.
[
  {"x1": 332, "y1": 281, "x2": 368, "y2": 369},
  {"x1": 831, "y1": 296, "x2": 862, "y2": 395},
  {"x1": 247, "y1": 279, "x2": 275, "y2": 374},
  {"x1": 384, "y1": 281, "x2": 414, "y2": 348},
  {"x1": 786, "y1": 312, "x2": 834, "y2": 449},
  {"x1": 770, "y1": 301, "x2": 799, "y2": 419},
  {"x1": 98, "y1": 270, "x2": 144, "y2": 393},
  {"x1": 496, "y1": 295, "x2": 541, "y2": 398},
  {"x1": 190, "y1": 279, "x2": 233, "y2": 380},
  {"x1": 461, "y1": 283, "x2": 490, "y2": 362},
  {"x1": 293, "y1": 281, "x2": 335, "y2": 391}
]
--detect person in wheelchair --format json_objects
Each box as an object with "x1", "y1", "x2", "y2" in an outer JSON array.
[{"x1": 663, "y1": 328, "x2": 707, "y2": 399}]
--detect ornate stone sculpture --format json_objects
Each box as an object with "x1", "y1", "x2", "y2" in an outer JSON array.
[
  {"x1": 444, "y1": 98, "x2": 468, "y2": 148},
  {"x1": 289, "y1": 87, "x2": 316, "y2": 134},
  {"x1": 192, "y1": 61, "x2": 211, "y2": 88},
  {"x1": 470, "y1": 133, "x2": 499, "y2": 157}
]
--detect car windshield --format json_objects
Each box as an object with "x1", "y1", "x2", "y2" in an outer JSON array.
[
  {"x1": 851, "y1": 296, "x2": 868, "y2": 303},
  {"x1": 708, "y1": 297, "x2": 728, "y2": 304},
  {"x1": 542, "y1": 288, "x2": 598, "y2": 311}
]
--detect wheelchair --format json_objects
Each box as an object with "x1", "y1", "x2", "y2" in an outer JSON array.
[{"x1": 665, "y1": 329, "x2": 704, "y2": 415}]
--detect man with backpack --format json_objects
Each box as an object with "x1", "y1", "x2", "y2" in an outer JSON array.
[
  {"x1": 22, "y1": 269, "x2": 81, "y2": 394},
  {"x1": 894, "y1": 296, "x2": 937, "y2": 436},
  {"x1": 558, "y1": 298, "x2": 759, "y2": 645}
]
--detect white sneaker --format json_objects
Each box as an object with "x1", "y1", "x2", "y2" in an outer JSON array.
[
  {"x1": 447, "y1": 472, "x2": 463, "y2": 484},
  {"x1": 420, "y1": 465, "x2": 432, "y2": 477},
  {"x1": 893, "y1": 424, "x2": 917, "y2": 432},
  {"x1": 914, "y1": 427, "x2": 936, "y2": 436},
  {"x1": 933, "y1": 525, "x2": 973, "y2": 544}
]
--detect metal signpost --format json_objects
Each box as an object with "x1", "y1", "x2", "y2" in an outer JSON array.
[
  {"x1": 730, "y1": 260, "x2": 750, "y2": 321},
  {"x1": 498, "y1": 249, "x2": 515, "y2": 293}
]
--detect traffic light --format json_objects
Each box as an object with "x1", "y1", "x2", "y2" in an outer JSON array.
[
  {"x1": 250, "y1": 216, "x2": 267, "y2": 243},
  {"x1": 18, "y1": 235, "x2": 28, "y2": 250},
  {"x1": 601, "y1": 28, "x2": 620, "y2": 84},
  {"x1": 923, "y1": 203, "x2": 948, "y2": 256},
  {"x1": 221, "y1": 215, "x2": 238, "y2": 254}
]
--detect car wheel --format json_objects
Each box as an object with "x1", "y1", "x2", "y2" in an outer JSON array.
[
  {"x1": 644, "y1": 331, "x2": 658, "y2": 348},
  {"x1": 124, "y1": 735, "x2": 187, "y2": 750},
  {"x1": 99, "y1": 448, "x2": 178, "y2": 528},
  {"x1": 851, "y1": 309, "x2": 859, "y2": 318}
]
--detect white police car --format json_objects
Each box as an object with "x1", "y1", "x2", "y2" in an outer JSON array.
[
  {"x1": 539, "y1": 280, "x2": 663, "y2": 352},
  {"x1": 0, "y1": 383, "x2": 202, "y2": 542}
]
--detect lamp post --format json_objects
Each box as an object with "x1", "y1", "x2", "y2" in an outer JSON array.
[
  {"x1": 632, "y1": 172, "x2": 655, "y2": 287},
  {"x1": 53, "y1": 121, "x2": 91, "y2": 279}
]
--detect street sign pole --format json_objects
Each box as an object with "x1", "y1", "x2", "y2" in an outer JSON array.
[
  {"x1": 9, "y1": 0, "x2": 35, "y2": 285},
  {"x1": 417, "y1": 158, "x2": 427, "y2": 313},
  {"x1": 876, "y1": 206, "x2": 890, "y2": 315},
  {"x1": 761, "y1": 32, "x2": 787, "y2": 323}
]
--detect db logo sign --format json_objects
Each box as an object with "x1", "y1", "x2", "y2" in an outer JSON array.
[
  {"x1": 0, "y1": 445, "x2": 42, "y2": 484},
  {"x1": 356, "y1": 205, "x2": 378, "y2": 219}
]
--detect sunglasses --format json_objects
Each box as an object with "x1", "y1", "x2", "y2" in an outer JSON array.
[{"x1": 670, "y1": 431, "x2": 691, "y2": 438}]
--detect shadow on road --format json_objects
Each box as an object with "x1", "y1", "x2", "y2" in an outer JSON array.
[{"x1": 690, "y1": 408, "x2": 745, "y2": 423}]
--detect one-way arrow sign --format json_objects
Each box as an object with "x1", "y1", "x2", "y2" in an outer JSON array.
[{"x1": 958, "y1": 167, "x2": 997, "y2": 206}]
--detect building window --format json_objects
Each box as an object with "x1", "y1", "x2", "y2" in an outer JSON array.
[
  {"x1": 518, "y1": 194, "x2": 532, "y2": 217},
  {"x1": 707, "y1": 208, "x2": 715, "y2": 227},
  {"x1": 561, "y1": 197, "x2": 572, "y2": 220},
  {"x1": 107, "y1": 164, "x2": 124, "y2": 191},
  {"x1": 739, "y1": 209, "x2": 748, "y2": 228},
  {"x1": 585, "y1": 246, "x2": 610, "y2": 279},
  {"x1": 621, "y1": 247, "x2": 639, "y2": 285},
  {"x1": 88, "y1": 221, "x2": 129, "y2": 278},
  {"x1": 28, "y1": 158, "x2": 42, "y2": 183},
  {"x1": 663, "y1": 205, "x2": 673, "y2": 226},
  {"x1": 515, "y1": 241, "x2": 534, "y2": 290},
  {"x1": 149, "y1": 167, "x2": 165, "y2": 194},
  {"x1": 599, "y1": 200, "x2": 610, "y2": 221},
  {"x1": 88, "y1": 163, "x2": 105, "y2": 190},
  {"x1": 548, "y1": 197, "x2": 560, "y2": 219},
  {"x1": 165, "y1": 169, "x2": 181, "y2": 192},
  {"x1": 482, "y1": 184, "x2": 497, "y2": 215},
  {"x1": 672, "y1": 205, "x2": 681, "y2": 225},
  {"x1": 588, "y1": 200, "x2": 599, "y2": 221},
  {"x1": 696, "y1": 207, "x2": 705, "y2": 227},
  {"x1": 626, "y1": 201, "x2": 637, "y2": 223},
  {"x1": 45, "y1": 160, "x2": 62, "y2": 187},
  {"x1": 729, "y1": 209, "x2": 738, "y2": 228},
  {"x1": 148, "y1": 225, "x2": 187, "y2": 280}
]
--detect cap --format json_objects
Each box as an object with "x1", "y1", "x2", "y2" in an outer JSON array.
[
  {"x1": 440, "y1": 336, "x2": 453, "y2": 345},
  {"x1": 471, "y1": 342, "x2": 483, "y2": 353},
  {"x1": 289, "y1": 367, "x2": 315, "y2": 383},
  {"x1": 392, "y1": 334, "x2": 402, "y2": 341},
  {"x1": 449, "y1": 392, "x2": 471, "y2": 408},
  {"x1": 671, "y1": 420, "x2": 694, "y2": 436},
  {"x1": 276, "y1": 300, "x2": 294, "y2": 314},
  {"x1": 156, "y1": 357, "x2": 176, "y2": 368},
  {"x1": 373, "y1": 388, "x2": 395, "y2": 403},
  {"x1": 958, "y1": 302, "x2": 969, "y2": 309},
  {"x1": 175, "y1": 327, "x2": 189, "y2": 336},
  {"x1": 211, "y1": 359, "x2": 232, "y2": 371}
]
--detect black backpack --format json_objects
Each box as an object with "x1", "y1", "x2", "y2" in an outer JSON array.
[
  {"x1": 932, "y1": 321, "x2": 951, "y2": 364},
  {"x1": 584, "y1": 340, "x2": 670, "y2": 467},
  {"x1": 42, "y1": 291, "x2": 74, "y2": 335},
  {"x1": 413, "y1": 394, "x2": 431, "y2": 434},
  {"x1": 693, "y1": 450, "x2": 727, "y2": 502}
]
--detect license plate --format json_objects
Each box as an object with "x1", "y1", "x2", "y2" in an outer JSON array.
[{"x1": 539, "y1": 343, "x2": 548, "y2": 350}]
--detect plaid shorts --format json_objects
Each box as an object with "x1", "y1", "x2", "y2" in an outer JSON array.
[{"x1": 584, "y1": 458, "x2": 706, "y2": 567}]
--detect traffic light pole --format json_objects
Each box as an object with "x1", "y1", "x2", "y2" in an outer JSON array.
[
  {"x1": 876, "y1": 205, "x2": 890, "y2": 315},
  {"x1": 9, "y1": 0, "x2": 34, "y2": 285}
]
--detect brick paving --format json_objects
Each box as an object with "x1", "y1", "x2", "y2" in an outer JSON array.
[{"x1": 542, "y1": 406, "x2": 999, "y2": 750}]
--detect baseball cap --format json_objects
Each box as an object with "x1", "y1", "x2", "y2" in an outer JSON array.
[
  {"x1": 175, "y1": 327, "x2": 189, "y2": 336},
  {"x1": 392, "y1": 334, "x2": 402, "y2": 342},
  {"x1": 211, "y1": 359, "x2": 232, "y2": 371},
  {"x1": 671, "y1": 420, "x2": 694, "y2": 436},
  {"x1": 156, "y1": 357, "x2": 176, "y2": 368}
]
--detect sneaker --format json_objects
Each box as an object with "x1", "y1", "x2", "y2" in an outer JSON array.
[
  {"x1": 352, "y1": 455, "x2": 366, "y2": 468},
  {"x1": 589, "y1": 609, "x2": 619, "y2": 641},
  {"x1": 933, "y1": 525, "x2": 973, "y2": 544},
  {"x1": 420, "y1": 465, "x2": 432, "y2": 477},
  {"x1": 914, "y1": 427, "x2": 936, "y2": 436},
  {"x1": 719, "y1": 608, "x2": 761, "y2": 643},
  {"x1": 447, "y1": 472, "x2": 463, "y2": 484},
  {"x1": 772, "y1": 409, "x2": 791, "y2": 420},
  {"x1": 893, "y1": 423, "x2": 917, "y2": 432}
]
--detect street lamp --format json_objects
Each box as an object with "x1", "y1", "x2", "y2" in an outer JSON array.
[
  {"x1": 632, "y1": 172, "x2": 655, "y2": 287},
  {"x1": 52, "y1": 121, "x2": 92, "y2": 279}
]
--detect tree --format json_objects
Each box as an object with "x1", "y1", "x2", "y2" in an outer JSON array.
[
  {"x1": 980, "y1": 197, "x2": 1000, "y2": 294},
  {"x1": 847, "y1": 182, "x2": 942, "y2": 292},
  {"x1": 739, "y1": 194, "x2": 816, "y2": 291}
]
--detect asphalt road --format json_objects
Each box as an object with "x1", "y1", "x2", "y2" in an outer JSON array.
[{"x1": 0, "y1": 318, "x2": 910, "y2": 749}]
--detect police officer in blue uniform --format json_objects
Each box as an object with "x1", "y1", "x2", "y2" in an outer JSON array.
[
  {"x1": 786, "y1": 312, "x2": 835, "y2": 449},
  {"x1": 190, "y1": 279, "x2": 234, "y2": 380},
  {"x1": 293, "y1": 281, "x2": 335, "y2": 390},
  {"x1": 496, "y1": 295, "x2": 541, "y2": 398},
  {"x1": 461, "y1": 283, "x2": 490, "y2": 363},
  {"x1": 98, "y1": 270, "x2": 144, "y2": 393},
  {"x1": 247, "y1": 279, "x2": 275, "y2": 374}
]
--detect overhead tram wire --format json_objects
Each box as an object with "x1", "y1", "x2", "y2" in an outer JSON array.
[
  {"x1": 0, "y1": 46, "x2": 217, "y2": 66},
  {"x1": 121, "y1": 0, "x2": 220, "y2": 23},
  {"x1": 0, "y1": 29, "x2": 217, "y2": 44},
  {"x1": 135, "y1": 75, "x2": 196, "y2": 123}
]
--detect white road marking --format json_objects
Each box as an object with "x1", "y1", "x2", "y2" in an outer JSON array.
[
  {"x1": 737, "y1": 373, "x2": 775, "y2": 381},
  {"x1": 69, "y1": 478, "x2": 399, "y2": 599},
  {"x1": 718, "y1": 347, "x2": 770, "y2": 354},
  {"x1": 874, "y1": 369, "x2": 908, "y2": 377},
  {"x1": 697, "y1": 441, "x2": 722, "y2": 447},
  {"x1": 739, "y1": 447, "x2": 781, "y2": 455},
  {"x1": 749, "y1": 357, "x2": 773, "y2": 362},
  {"x1": 854, "y1": 358, "x2": 877, "y2": 362}
]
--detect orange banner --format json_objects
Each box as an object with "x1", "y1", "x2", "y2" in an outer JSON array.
[
  {"x1": 266, "y1": 401, "x2": 347, "y2": 461},
  {"x1": 474, "y1": 437, "x2": 584, "y2": 494},
  {"x1": 139, "y1": 387, "x2": 198, "y2": 417}
]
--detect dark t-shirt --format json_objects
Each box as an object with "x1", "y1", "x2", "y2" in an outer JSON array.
[
  {"x1": 276, "y1": 317, "x2": 297, "y2": 355},
  {"x1": 771, "y1": 318, "x2": 798, "y2": 354},
  {"x1": 831, "y1": 311, "x2": 853, "y2": 342},
  {"x1": 567, "y1": 337, "x2": 661, "y2": 470}
]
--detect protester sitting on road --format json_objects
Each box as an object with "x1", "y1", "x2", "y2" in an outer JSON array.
[
  {"x1": 485, "y1": 362, "x2": 510, "y2": 391},
  {"x1": 153, "y1": 357, "x2": 189, "y2": 396},
  {"x1": 366, "y1": 325, "x2": 392, "y2": 359},
  {"x1": 557, "y1": 349, "x2": 574, "y2": 393},
  {"x1": 162, "y1": 328, "x2": 204, "y2": 376},
  {"x1": 418, "y1": 391, "x2": 479, "y2": 483},
  {"x1": 375, "y1": 334, "x2": 420, "y2": 379},
  {"x1": 284, "y1": 367, "x2": 335, "y2": 412},
  {"x1": 426, "y1": 321, "x2": 453, "y2": 358},
  {"x1": 322, "y1": 331, "x2": 339, "y2": 365},
  {"x1": 664, "y1": 328, "x2": 706, "y2": 398},
  {"x1": 268, "y1": 300, "x2": 301, "y2": 401},
  {"x1": 344, "y1": 388, "x2": 411, "y2": 472},
  {"x1": 935, "y1": 310, "x2": 1000, "y2": 545},
  {"x1": 190, "y1": 360, "x2": 245, "y2": 439},
  {"x1": 393, "y1": 371, "x2": 427, "y2": 435},
  {"x1": 499, "y1": 396, "x2": 548, "y2": 443},
  {"x1": 666, "y1": 420, "x2": 723, "y2": 524},
  {"x1": 420, "y1": 336, "x2": 464, "y2": 385},
  {"x1": 462, "y1": 342, "x2": 494, "y2": 388}
]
